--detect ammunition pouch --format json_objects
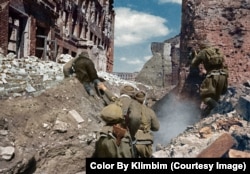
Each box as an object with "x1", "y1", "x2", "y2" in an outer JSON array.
[
  {"x1": 112, "y1": 124, "x2": 127, "y2": 146},
  {"x1": 135, "y1": 129, "x2": 153, "y2": 143}
]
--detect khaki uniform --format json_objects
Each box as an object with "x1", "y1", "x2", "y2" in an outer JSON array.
[
  {"x1": 135, "y1": 104, "x2": 160, "y2": 158},
  {"x1": 102, "y1": 88, "x2": 142, "y2": 139},
  {"x1": 93, "y1": 88, "x2": 142, "y2": 158},
  {"x1": 73, "y1": 55, "x2": 99, "y2": 83},
  {"x1": 191, "y1": 46, "x2": 228, "y2": 116},
  {"x1": 63, "y1": 53, "x2": 100, "y2": 96},
  {"x1": 93, "y1": 125, "x2": 133, "y2": 158}
]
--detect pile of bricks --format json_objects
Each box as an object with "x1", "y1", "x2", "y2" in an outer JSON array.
[{"x1": 0, "y1": 53, "x2": 66, "y2": 99}]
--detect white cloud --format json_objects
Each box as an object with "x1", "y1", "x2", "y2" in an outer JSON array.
[
  {"x1": 120, "y1": 57, "x2": 127, "y2": 61},
  {"x1": 120, "y1": 56, "x2": 143, "y2": 65},
  {"x1": 158, "y1": 0, "x2": 182, "y2": 4},
  {"x1": 127, "y1": 59, "x2": 143, "y2": 65},
  {"x1": 114, "y1": 7, "x2": 170, "y2": 47},
  {"x1": 117, "y1": 54, "x2": 153, "y2": 72}
]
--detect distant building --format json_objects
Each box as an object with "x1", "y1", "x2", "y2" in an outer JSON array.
[
  {"x1": 0, "y1": 0, "x2": 115, "y2": 72},
  {"x1": 112, "y1": 72, "x2": 139, "y2": 81}
]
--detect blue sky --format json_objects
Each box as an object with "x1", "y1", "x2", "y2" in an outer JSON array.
[{"x1": 113, "y1": 0, "x2": 182, "y2": 72}]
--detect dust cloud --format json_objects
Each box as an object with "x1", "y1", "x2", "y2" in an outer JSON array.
[{"x1": 152, "y1": 93, "x2": 201, "y2": 149}]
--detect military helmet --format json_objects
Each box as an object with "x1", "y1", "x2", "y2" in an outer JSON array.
[
  {"x1": 198, "y1": 40, "x2": 211, "y2": 49},
  {"x1": 78, "y1": 51, "x2": 89, "y2": 58},
  {"x1": 120, "y1": 85, "x2": 137, "y2": 97},
  {"x1": 134, "y1": 90, "x2": 146, "y2": 104}
]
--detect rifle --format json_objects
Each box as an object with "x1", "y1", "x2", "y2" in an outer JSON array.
[{"x1": 124, "y1": 105, "x2": 138, "y2": 158}]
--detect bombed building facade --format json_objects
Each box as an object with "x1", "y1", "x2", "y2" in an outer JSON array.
[{"x1": 0, "y1": 0, "x2": 115, "y2": 72}]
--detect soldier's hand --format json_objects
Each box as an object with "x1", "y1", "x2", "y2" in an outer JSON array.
[
  {"x1": 199, "y1": 63, "x2": 207, "y2": 76},
  {"x1": 200, "y1": 102, "x2": 207, "y2": 110},
  {"x1": 98, "y1": 82, "x2": 107, "y2": 91}
]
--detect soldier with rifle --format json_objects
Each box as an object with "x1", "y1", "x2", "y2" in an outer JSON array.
[{"x1": 92, "y1": 83, "x2": 142, "y2": 158}]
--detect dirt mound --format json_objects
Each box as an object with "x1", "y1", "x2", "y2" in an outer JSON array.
[
  {"x1": 0, "y1": 75, "x2": 167, "y2": 173},
  {"x1": 0, "y1": 77, "x2": 106, "y2": 173}
]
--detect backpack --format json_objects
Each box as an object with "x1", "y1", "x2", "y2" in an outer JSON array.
[
  {"x1": 204, "y1": 47, "x2": 224, "y2": 66},
  {"x1": 100, "y1": 100, "x2": 124, "y2": 124},
  {"x1": 100, "y1": 97, "x2": 141, "y2": 138},
  {"x1": 97, "y1": 98, "x2": 141, "y2": 158}
]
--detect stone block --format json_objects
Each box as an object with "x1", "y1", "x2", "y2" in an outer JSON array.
[
  {"x1": 197, "y1": 133, "x2": 236, "y2": 158},
  {"x1": 236, "y1": 95, "x2": 250, "y2": 121}
]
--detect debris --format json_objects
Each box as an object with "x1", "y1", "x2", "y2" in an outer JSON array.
[{"x1": 197, "y1": 133, "x2": 236, "y2": 158}]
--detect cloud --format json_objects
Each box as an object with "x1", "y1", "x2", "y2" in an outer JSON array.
[
  {"x1": 114, "y1": 7, "x2": 170, "y2": 47},
  {"x1": 158, "y1": 0, "x2": 182, "y2": 4},
  {"x1": 120, "y1": 56, "x2": 143, "y2": 65},
  {"x1": 118, "y1": 55, "x2": 150, "y2": 72}
]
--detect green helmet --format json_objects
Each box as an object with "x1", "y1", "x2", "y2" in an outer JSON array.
[{"x1": 199, "y1": 40, "x2": 211, "y2": 49}]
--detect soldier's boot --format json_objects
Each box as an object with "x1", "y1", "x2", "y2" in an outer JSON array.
[{"x1": 201, "y1": 98, "x2": 218, "y2": 118}]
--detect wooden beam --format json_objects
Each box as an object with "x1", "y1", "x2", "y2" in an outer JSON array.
[{"x1": 197, "y1": 133, "x2": 236, "y2": 158}]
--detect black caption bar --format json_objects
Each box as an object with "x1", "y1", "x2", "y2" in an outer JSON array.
[{"x1": 86, "y1": 158, "x2": 249, "y2": 174}]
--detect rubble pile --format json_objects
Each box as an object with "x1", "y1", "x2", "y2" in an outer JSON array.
[
  {"x1": 153, "y1": 83, "x2": 250, "y2": 158},
  {"x1": 0, "y1": 53, "x2": 65, "y2": 99},
  {"x1": 0, "y1": 53, "x2": 156, "y2": 100}
]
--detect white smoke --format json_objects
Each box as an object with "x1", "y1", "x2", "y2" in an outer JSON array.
[{"x1": 153, "y1": 93, "x2": 201, "y2": 150}]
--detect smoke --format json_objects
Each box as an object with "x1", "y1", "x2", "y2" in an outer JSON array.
[{"x1": 152, "y1": 93, "x2": 201, "y2": 149}]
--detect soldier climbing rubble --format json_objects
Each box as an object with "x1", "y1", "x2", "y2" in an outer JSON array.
[
  {"x1": 191, "y1": 40, "x2": 229, "y2": 118},
  {"x1": 63, "y1": 51, "x2": 103, "y2": 100}
]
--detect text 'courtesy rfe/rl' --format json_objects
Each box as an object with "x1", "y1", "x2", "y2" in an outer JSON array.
[{"x1": 88, "y1": 161, "x2": 247, "y2": 172}]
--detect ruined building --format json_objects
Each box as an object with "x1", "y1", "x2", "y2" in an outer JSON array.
[
  {"x1": 180, "y1": 0, "x2": 250, "y2": 87},
  {"x1": 135, "y1": 35, "x2": 180, "y2": 87},
  {"x1": 176, "y1": 0, "x2": 250, "y2": 101},
  {"x1": 0, "y1": 0, "x2": 115, "y2": 72},
  {"x1": 136, "y1": 0, "x2": 250, "y2": 91}
]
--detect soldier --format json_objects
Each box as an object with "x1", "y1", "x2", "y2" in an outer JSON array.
[
  {"x1": 191, "y1": 40, "x2": 228, "y2": 117},
  {"x1": 63, "y1": 52, "x2": 101, "y2": 99},
  {"x1": 134, "y1": 90, "x2": 160, "y2": 158},
  {"x1": 92, "y1": 83, "x2": 142, "y2": 158}
]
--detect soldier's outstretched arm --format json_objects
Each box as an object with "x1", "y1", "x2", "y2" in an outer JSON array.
[
  {"x1": 191, "y1": 50, "x2": 205, "y2": 67},
  {"x1": 98, "y1": 83, "x2": 117, "y2": 102}
]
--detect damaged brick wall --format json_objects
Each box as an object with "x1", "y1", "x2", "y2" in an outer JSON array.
[
  {"x1": 0, "y1": 0, "x2": 9, "y2": 54},
  {"x1": 180, "y1": 0, "x2": 250, "y2": 86},
  {"x1": 0, "y1": 0, "x2": 115, "y2": 72}
]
